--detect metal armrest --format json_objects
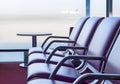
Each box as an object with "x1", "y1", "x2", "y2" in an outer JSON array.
[
  {"x1": 73, "y1": 73, "x2": 120, "y2": 84},
  {"x1": 43, "y1": 40, "x2": 75, "y2": 53},
  {"x1": 41, "y1": 36, "x2": 69, "y2": 48},
  {"x1": 45, "y1": 46, "x2": 88, "y2": 63},
  {"x1": 49, "y1": 55, "x2": 106, "y2": 79}
]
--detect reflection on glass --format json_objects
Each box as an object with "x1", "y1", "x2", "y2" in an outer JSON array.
[
  {"x1": 90, "y1": 0, "x2": 106, "y2": 16},
  {"x1": 113, "y1": 0, "x2": 120, "y2": 16},
  {"x1": 0, "y1": 0, "x2": 85, "y2": 43}
]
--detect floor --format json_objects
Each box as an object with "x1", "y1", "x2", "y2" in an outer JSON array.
[{"x1": 0, "y1": 62, "x2": 27, "y2": 84}]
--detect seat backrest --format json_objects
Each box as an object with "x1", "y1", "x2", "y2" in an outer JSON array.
[
  {"x1": 42, "y1": 17, "x2": 89, "y2": 50},
  {"x1": 69, "y1": 17, "x2": 89, "y2": 46},
  {"x1": 103, "y1": 31, "x2": 120, "y2": 84},
  {"x1": 75, "y1": 17, "x2": 104, "y2": 55},
  {"x1": 86, "y1": 17, "x2": 120, "y2": 72}
]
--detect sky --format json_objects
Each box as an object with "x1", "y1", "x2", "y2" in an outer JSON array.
[
  {"x1": 0, "y1": 0, "x2": 84, "y2": 15},
  {"x1": 0, "y1": 0, "x2": 119, "y2": 15}
]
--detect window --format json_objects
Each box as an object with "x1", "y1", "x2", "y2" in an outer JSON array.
[
  {"x1": 90, "y1": 0, "x2": 106, "y2": 17},
  {"x1": 113, "y1": 0, "x2": 120, "y2": 16},
  {"x1": 0, "y1": 0, "x2": 85, "y2": 43}
]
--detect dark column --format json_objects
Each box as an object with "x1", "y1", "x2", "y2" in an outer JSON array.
[
  {"x1": 106, "y1": 0, "x2": 113, "y2": 17},
  {"x1": 86, "y1": 0, "x2": 90, "y2": 16}
]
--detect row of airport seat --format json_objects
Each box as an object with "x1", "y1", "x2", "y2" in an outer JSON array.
[{"x1": 27, "y1": 17, "x2": 120, "y2": 84}]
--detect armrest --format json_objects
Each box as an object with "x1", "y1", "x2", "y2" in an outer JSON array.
[
  {"x1": 45, "y1": 46, "x2": 88, "y2": 63},
  {"x1": 41, "y1": 36, "x2": 69, "y2": 48},
  {"x1": 43, "y1": 40, "x2": 75, "y2": 54},
  {"x1": 69, "y1": 27, "x2": 74, "y2": 36},
  {"x1": 73, "y1": 73, "x2": 120, "y2": 84},
  {"x1": 49, "y1": 55, "x2": 106, "y2": 79}
]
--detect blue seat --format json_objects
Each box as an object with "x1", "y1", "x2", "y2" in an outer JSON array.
[
  {"x1": 27, "y1": 17, "x2": 89, "y2": 67},
  {"x1": 28, "y1": 17, "x2": 103, "y2": 68},
  {"x1": 28, "y1": 17, "x2": 89, "y2": 55},
  {"x1": 74, "y1": 26, "x2": 120, "y2": 84},
  {"x1": 27, "y1": 17, "x2": 120, "y2": 84}
]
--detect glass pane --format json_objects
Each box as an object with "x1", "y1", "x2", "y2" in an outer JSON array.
[
  {"x1": 113, "y1": 0, "x2": 120, "y2": 16},
  {"x1": 0, "y1": 0, "x2": 85, "y2": 44},
  {"x1": 90, "y1": 0, "x2": 106, "y2": 17},
  {"x1": 0, "y1": 0, "x2": 85, "y2": 62}
]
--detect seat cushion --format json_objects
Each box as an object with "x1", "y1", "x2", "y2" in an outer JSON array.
[
  {"x1": 29, "y1": 47, "x2": 43, "y2": 54},
  {"x1": 27, "y1": 79, "x2": 71, "y2": 84},
  {"x1": 29, "y1": 46, "x2": 65, "y2": 56},
  {"x1": 28, "y1": 53, "x2": 46, "y2": 64},
  {"x1": 27, "y1": 63, "x2": 79, "y2": 82},
  {"x1": 28, "y1": 53, "x2": 74, "y2": 67}
]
